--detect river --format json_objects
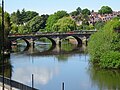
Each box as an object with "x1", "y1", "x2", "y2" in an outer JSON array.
[{"x1": 2, "y1": 40, "x2": 120, "y2": 90}]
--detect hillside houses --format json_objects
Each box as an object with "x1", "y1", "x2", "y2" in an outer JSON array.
[{"x1": 71, "y1": 11, "x2": 120, "y2": 25}]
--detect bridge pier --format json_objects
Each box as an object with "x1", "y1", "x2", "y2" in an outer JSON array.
[
  {"x1": 56, "y1": 38, "x2": 62, "y2": 47},
  {"x1": 29, "y1": 38, "x2": 35, "y2": 48},
  {"x1": 82, "y1": 37, "x2": 88, "y2": 46}
]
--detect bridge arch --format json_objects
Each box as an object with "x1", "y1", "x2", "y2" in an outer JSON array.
[
  {"x1": 34, "y1": 37, "x2": 56, "y2": 46},
  {"x1": 62, "y1": 36, "x2": 82, "y2": 46},
  {"x1": 10, "y1": 38, "x2": 31, "y2": 47}
]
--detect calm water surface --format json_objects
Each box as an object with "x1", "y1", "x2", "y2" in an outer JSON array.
[{"x1": 9, "y1": 42, "x2": 120, "y2": 90}]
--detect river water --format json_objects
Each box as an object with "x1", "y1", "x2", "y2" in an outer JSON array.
[{"x1": 5, "y1": 41, "x2": 120, "y2": 90}]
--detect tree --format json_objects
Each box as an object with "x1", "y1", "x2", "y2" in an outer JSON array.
[
  {"x1": 10, "y1": 24, "x2": 18, "y2": 34},
  {"x1": 82, "y1": 14, "x2": 89, "y2": 25},
  {"x1": 16, "y1": 10, "x2": 22, "y2": 25},
  {"x1": 76, "y1": 7, "x2": 82, "y2": 14},
  {"x1": 94, "y1": 21, "x2": 105, "y2": 30},
  {"x1": 10, "y1": 12, "x2": 18, "y2": 24},
  {"x1": 52, "y1": 17, "x2": 76, "y2": 32},
  {"x1": 24, "y1": 11, "x2": 38, "y2": 23},
  {"x1": 11, "y1": 9, "x2": 39, "y2": 25},
  {"x1": 82, "y1": 8, "x2": 90, "y2": 15},
  {"x1": 21, "y1": 8, "x2": 26, "y2": 24},
  {"x1": 70, "y1": 11, "x2": 78, "y2": 16},
  {"x1": 98, "y1": 6, "x2": 113, "y2": 14},
  {"x1": 45, "y1": 10, "x2": 69, "y2": 32},
  {"x1": 25, "y1": 15, "x2": 48, "y2": 33},
  {"x1": 88, "y1": 17, "x2": 120, "y2": 69}
]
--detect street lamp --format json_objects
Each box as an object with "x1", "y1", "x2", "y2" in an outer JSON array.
[{"x1": 1, "y1": 0, "x2": 5, "y2": 90}]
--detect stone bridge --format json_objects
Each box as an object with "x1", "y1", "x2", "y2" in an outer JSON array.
[{"x1": 8, "y1": 31, "x2": 96, "y2": 47}]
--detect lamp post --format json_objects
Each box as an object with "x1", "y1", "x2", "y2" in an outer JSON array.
[{"x1": 1, "y1": 0, "x2": 5, "y2": 90}]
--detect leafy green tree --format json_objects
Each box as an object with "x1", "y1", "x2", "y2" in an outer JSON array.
[
  {"x1": 16, "y1": 10, "x2": 22, "y2": 25},
  {"x1": 94, "y1": 21, "x2": 105, "y2": 30},
  {"x1": 55, "y1": 10, "x2": 69, "y2": 19},
  {"x1": 10, "y1": 12, "x2": 18, "y2": 24},
  {"x1": 98, "y1": 6, "x2": 113, "y2": 14},
  {"x1": 88, "y1": 18, "x2": 120, "y2": 69},
  {"x1": 11, "y1": 9, "x2": 38, "y2": 25},
  {"x1": 76, "y1": 7, "x2": 82, "y2": 15},
  {"x1": 82, "y1": 14, "x2": 89, "y2": 25},
  {"x1": 82, "y1": 8, "x2": 90, "y2": 15},
  {"x1": 21, "y1": 8, "x2": 26, "y2": 23},
  {"x1": 23, "y1": 11, "x2": 38, "y2": 23},
  {"x1": 18, "y1": 25, "x2": 28, "y2": 34},
  {"x1": 45, "y1": 10, "x2": 69, "y2": 32},
  {"x1": 10, "y1": 24, "x2": 18, "y2": 34},
  {"x1": 70, "y1": 7, "x2": 82, "y2": 16},
  {"x1": 70, "y1": 11, "x2": 78, "y2": 16},
  {"x1": 25, "y1": 15, "x2": 48, "y2": 33},
  {"x1": 100, "y1": 51, "x2": 120, "y2": 68},
  {"x1": 52, "y1": 17, "x2": 76, "y2": 32}
]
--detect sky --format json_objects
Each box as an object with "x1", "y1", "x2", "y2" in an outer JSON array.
[{"x1": 3, "y1": 0, "x2": 120, "y2": 15}]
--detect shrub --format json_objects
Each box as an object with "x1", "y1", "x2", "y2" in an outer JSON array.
[{"x1": 100, "y1": 51, "x2": 120, "y2": 69}]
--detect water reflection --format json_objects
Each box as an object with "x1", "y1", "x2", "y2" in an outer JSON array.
[
  {"x1": 13, "y1": 66, "x2": 59, "y2": 85},
  {"x1": 88, "y1": 66, "x2": 120, "y2": 90},
  {"x1": 0, "y1": 56, "x2": 12, "y2": 78},
  {"x1": 11, "y1": 41, "x2": 86, "y2": 57},
  {"x1": 9, "y1": 41, "x2": 120, "y2": 90}
]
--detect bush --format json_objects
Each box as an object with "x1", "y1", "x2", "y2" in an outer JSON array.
[{"x1": 100, "y1": 51, "x2": 120, "y2": 69}]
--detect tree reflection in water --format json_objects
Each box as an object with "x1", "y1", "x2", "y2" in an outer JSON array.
[
  {"x1": 0, "y1": 55, "x2": 12, "y2": 78},
  {"x1": 88, "y1": 66, "x2": 120, "y2": 90}
]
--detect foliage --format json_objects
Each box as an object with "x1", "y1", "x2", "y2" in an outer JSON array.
[
  {"x1": 82, "y1": 14, "x2": 90, "y2": 25},
  {"x1": 77, "y1": 24, "x2": 94, "y2": 30},
  {"x1": 23, "y1": 10, "x2": 39, "y2": 23},
  {"x1": 103, "y1": 17, "x2": 120, "y2": 31},
  {"x1": 70, "y1": 11, "x2": 78, "y2": 16},
  {"x1": 76, "y1": 7, "x2": 82, "y2": 15},
  {"x1": 25, "y1": 15, "x2": 48, "y2": 33},
  {"x1": 10, "y1": 24, "x2": 18, "y2": 34},
  {"x1": 88, "y1": 18, "x2": 120, "y2": 69},
  {"x1": 94, "y1": 21, "x2": 105, "y2": 30},
  {"x1": 70, "y1": 7, "x2": 82, "y2": 16},
  {"x1": 11, "y1": 9, "x2": 38, "y2": 25},
  {"x1": 100, "y1": 51, "x2": 120, "y2": 69},
  {"x1": 98, "y1": 6, "x2": 113, "y2": 14},
  {"x1": 81, "y1": 8, "x2": 90, "y2": 15},
  {"x1": 18, "y1": 25, "x2": 28, "y2": 34},
  {"x1": 45, "y1": 10, "x2": 69, "y2": 32},
  {"x1": 4, "y1": 12, "x2": 11, "y2": 35},
  {"x1": 52, "y1": 17, "x2": 76, "y2": 32}
]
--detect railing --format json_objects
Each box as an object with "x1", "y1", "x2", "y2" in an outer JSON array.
[{"x1": 0, "y1": 75, "x2": 38, "y2": 90}]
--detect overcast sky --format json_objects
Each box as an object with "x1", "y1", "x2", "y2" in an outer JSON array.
[{"x1": 4, "y1": 0, "x2": 120, "y2": 15}]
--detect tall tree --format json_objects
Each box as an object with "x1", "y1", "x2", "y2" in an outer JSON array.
[
  {"x1": 76, "y1": 7, "x2": 82, "y2": 14},
  {"x1": 82, "y1": 8, "x2": 91, "y2": 15},
  {"x1": 21, "y1": 8, "x2": 26, "y2": 24},
  {"x1": 24, "y1": 11, "x2": 38, "y2": 23},
  {"x1": 25, "y1": 15, "x2": 49, "y2": 33},
  {"x1": 52, "y1": 17, "x2": 76, "y2": 32},
  {"x1": 98, "y1": 6, "x2": 113, "y2": 14},
  {"x1": 16, "y1": 9, "x2": 22, "y2": 25},
  {"x1": 46, "y1": 10, "x2": 69, "y2": 32}
]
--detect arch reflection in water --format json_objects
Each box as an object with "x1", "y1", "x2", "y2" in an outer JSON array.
[
  {"x1": 88, "y1": 66, "x2": 120, "y2": 90},
  {"x1": 24, "y1": 43, "x2": 85, "y2": 58}
]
